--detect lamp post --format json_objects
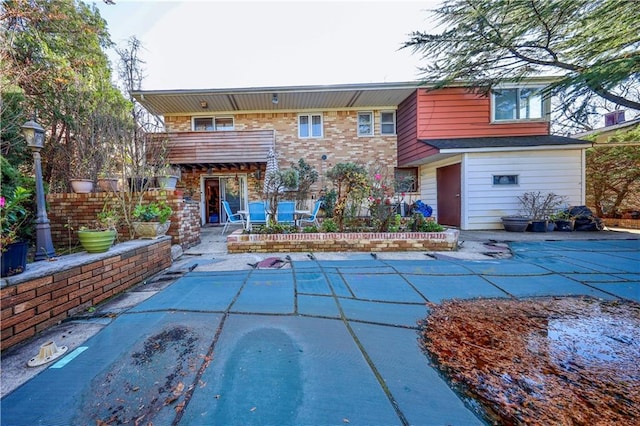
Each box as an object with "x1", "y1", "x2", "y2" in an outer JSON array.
[{"x1": 21, "y1": 118, "x2": 56, "y2": 261}]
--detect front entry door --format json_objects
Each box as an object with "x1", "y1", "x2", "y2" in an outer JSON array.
[{"x1": 436, "y1": 163, "x2": 461, "y2": 227}]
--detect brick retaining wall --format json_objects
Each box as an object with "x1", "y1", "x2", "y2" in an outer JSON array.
[
  {"x1": 0, "y1": 238, "x2": 171, "y2": 351},
  {"x1": 227, "y1": 230, "x2": 459, "y2": 253},
  {"x1": 47, "y1": 191, "x2": 200, "y2": 250}
]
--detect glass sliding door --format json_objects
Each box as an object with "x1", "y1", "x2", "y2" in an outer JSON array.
[{"x1": 219, "y1": 176, "x2": 246, "y2": 222}]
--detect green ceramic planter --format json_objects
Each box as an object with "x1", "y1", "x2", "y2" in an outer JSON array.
[{"x1": 78, "y1": 230, "x2": 117, "y2": 253}]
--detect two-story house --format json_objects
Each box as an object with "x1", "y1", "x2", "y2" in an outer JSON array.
[
  {"x1": 133, "y1": 82, "x2": 417, "y2": 225},
  {"x1": 133, "y1": 79, "x2": 590, "y2": 230}
]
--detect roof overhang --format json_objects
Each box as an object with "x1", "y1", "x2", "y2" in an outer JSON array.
[
  {"x1": 132, "y1": 81, "x2": 421, "y2": 116},
  {"x1": 420, "y1": 135, "x2": 592, "y2": 151}
]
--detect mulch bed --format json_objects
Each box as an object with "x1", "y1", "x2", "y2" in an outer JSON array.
[{"x1": 420, "y1": 297, "x2": 640, "y2": 425}]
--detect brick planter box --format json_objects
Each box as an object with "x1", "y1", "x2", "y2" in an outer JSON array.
[{"x1": 227, "y1": 229, "x2": 459, "y2": 253}]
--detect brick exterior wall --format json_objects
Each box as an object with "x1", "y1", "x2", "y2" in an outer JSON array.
[
  {"x1": 226, "y1": 229, "x2": 459, "y2": 253},
  {"x1": 47, "y1": 191, "x2": 200, "y2": 251},
  {"x1": 166, "y1": 110, "x2": 399, "y2": 201},
  {"x1": 0, "y1": 238, "x2": 171, "y2": 351}
]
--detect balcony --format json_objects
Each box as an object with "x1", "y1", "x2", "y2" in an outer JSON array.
[{"x1": 147, "y1": 129, "x2": 275, "y2": 171}]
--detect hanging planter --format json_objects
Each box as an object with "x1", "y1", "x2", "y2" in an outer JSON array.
[
  {"x1": 70, "y1": 179, "x2": 94, "y2": 193},
  {"x1": 78, "y1": 229, "x2": 116, "y2": 253}
]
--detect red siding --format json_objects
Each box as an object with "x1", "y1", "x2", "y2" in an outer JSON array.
[
  {"x1": 397, "y1": 91, "x2": 438, "y2": 166},
  {"x1": 416, "y1": 87, "x2": 549, "y2": 139},
  {"x1": 397, "y1": 87, "x2": 551, "y2": 165}
]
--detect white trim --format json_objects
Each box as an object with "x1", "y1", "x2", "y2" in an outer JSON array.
[
  {"x1": 380, "y1": 110, "x2": 396, "y2": 135},
  {"x1": 357, "y1": 111, "x2": 374, "y2": 137},
  {"x1": 490, "y1": 86, "x2": 548, "y2": 122},
  {"x1": 439, "y1": 144, "x2": 592, "y2": 154},
  {"x1": 298, "y1": 113, "x2": 323, "y2": 138},
  {"x1": 167, "y1": 106, "x2": 400, "y2": 118},
  {"x1": 191, "y1": 116, "x2": 235, "y2": 131}
]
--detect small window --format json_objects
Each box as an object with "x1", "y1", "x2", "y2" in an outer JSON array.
[
  {"x1": 357, "y1": 112, "x2": 373, "y2": 136},
  {"x1": 299, "y1": 114, "x2": 323, "y2": 138},
  {"x1": 193, "y1": 117, "x2": 234, "y2": 131},
  {"x1": 394, "y1": 167, "x2": 418, "y2": 192},
  {"x1": 380, "y1": 111, "x2": 396, "y2": 135},
  {"x1": 194, "y1": 117, "x2": 214, "y2": 131},
  {"x1": 493, "y1": 175, "x2": 518, "y2": 185},
  {"x1": 215, "y1": 117, "x2": 234, "y2": 130},
  {"x1": 492, "y1": 87, "x2": 543, "y2": 121}
]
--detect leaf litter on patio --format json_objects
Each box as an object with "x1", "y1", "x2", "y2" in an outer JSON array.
[{"x1": 420, "y1": 297, "x2": 640, "y2": 425}]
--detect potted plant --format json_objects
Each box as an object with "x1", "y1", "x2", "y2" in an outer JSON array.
[
  {"x1": 132, "y1": 201, "x2": 172, "y2": 239},
  {"x1": 517, "y1": 191, "x2": 567, "y2": 232},
  {"x1": 500, "y1": 215, "x2": 531, "y2": 232},
  {"x1": 97, "y1": 171, "x2": 119, "y2": 192},
  {"x1": 1, "y1": 187, "x2": 31, "y2": 277},
  {"x1": 549, "y1": 210, "x2": 575, "y2": 232},
  {"x1": 77, "y1": 207, "x2": 118, "y2": 253},
  {"x1": 155, "y1": 165, "x2": 181, "y2": 190}
]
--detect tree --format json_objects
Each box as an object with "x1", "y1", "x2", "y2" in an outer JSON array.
[
  {"x1": 1, "y1": 0, "x2": 127, "y2": 190},
  {"x1": 403, "y1": 0, "x2": 640, "y2": 128},
  {"x1": 585, "y1": 126, "x2": 640, "y2": 217}
]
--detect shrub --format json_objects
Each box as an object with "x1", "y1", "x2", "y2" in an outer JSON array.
[
  {"x1": 320, "y1": 218, "x2": 338, "y2": 233},
  {"x1": 132, "y1": 202, "x2": 172, "y2": 223}
]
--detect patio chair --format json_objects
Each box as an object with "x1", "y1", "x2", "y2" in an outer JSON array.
[
  {"x1": 221, "y1": 200, "x2": 245, "y2": 235},
  {"x1": 299, "y1": 200, "x2": 323, "y2": 227},
  {"x1": 248, "y1": 201, "x2": 267, "y2": 229},
  {"x1": 277, "y1": 201, "x2": 295, "y2": 225}
]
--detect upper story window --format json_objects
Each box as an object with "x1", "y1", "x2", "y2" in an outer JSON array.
[
  {"x1": 299, "y1": 114, "x2": 323, "y2": 138},
  {"x1": 492, "y1": 87, "x2": 544, "y2": 121},
  {"x1": 193, "y1": 116, "x2": 235, "y2": 131},
  {"x1": 380, "y1": 111, "x2": 396, "y2": 135},
  {"x1": 357, "y1": 112, "x2": 373, "y2": 136}
]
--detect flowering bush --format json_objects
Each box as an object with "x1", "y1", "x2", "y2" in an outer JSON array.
[
  {"x1": 368, "y1": 170, "x2": 409, "y2": 231},
  {"x1": 0, "y1": 187, "x2": 31, "y2": 252}
]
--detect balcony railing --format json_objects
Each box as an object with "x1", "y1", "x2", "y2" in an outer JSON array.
[{"x1": 147, "y1": 129, "x2": 275, "y2": 165}]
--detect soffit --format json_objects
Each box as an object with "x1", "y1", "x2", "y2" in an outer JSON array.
[{"x1": 132, "y1": 82, "x2": 420, "y2": 115}]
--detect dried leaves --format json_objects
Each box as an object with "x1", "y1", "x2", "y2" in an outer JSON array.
[{"x1": 421, "y1": 297, "x2": 640, "y2": 426}]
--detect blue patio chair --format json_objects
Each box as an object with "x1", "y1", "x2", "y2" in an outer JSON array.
[
  {"x1": 248, "y1": 201, "x2": 267, "y2": 229},
  {"x1": 221, "y1": 200, "x2": 245, "y2": 234},
  {"x1": 299, "y1": 200, "x2": 323, "y2": 227},
  {"x1": 277, "y1": 201, "x2": 296, "y2": 224}
]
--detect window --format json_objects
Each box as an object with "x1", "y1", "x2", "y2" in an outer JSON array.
[
  {"x1": 357, "y1": 112, "x2": 373, "y2": 136},
  {"x1": 299, "y1": 114, "x2": 323, "y2": 138},
  {"x1": 493, "y1": 175, "x2": 518, "y2": 185},
  {"x1": 380, "y1": 111, "x2": 396, "y2": 135},
  {"x1": 194, "y1": 117, "x2": 213, "y2": 131},
  {"x1": 214, "y1": 117, "x2": 234, "y2": 130},
  {"x1": 492, "y1": 87, "x2": 543, "y2": 121},
  {"x1": 193, "y1": 117, "x2": 234, "y2": 131},
  {"x1": 394, "y1": 167, "x2": 418, "y2": 192}
]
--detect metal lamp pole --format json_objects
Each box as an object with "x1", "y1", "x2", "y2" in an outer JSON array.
[{"x1": 21, "y1": 118, "x2": 56, "y2": 261}]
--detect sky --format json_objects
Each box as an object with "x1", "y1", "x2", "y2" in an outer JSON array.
[{"x1": 94, "y1": 0, "x2": 442, "y2": 91}]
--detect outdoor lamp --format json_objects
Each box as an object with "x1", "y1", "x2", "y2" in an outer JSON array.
[
  {"x1": 21, "y1": 118, "x2": 45, "y2": 149},
  {"x1": 272, "y1": 94, "x2": 278, "y2": 105},
  {"x1": 21, "y1": 116, "x2": 55, "y2": 261}
]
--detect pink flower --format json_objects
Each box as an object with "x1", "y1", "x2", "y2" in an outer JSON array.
[
  {"x1": 374, "y1": 174, "x2": 381, "y2": 181},
  {"x1": 0, "y1": 197, "x2": 5, "y2": 208}
]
